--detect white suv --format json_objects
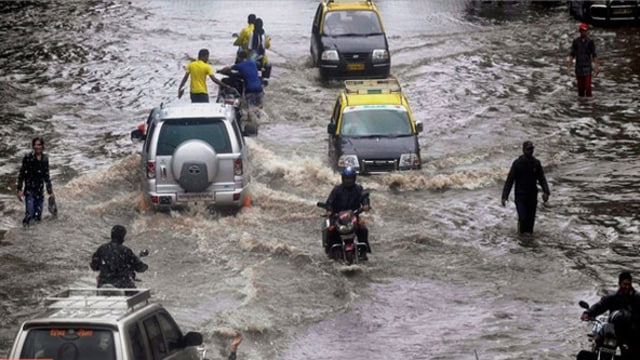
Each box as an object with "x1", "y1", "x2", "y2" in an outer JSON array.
[
  {"x1": 8, "y1": 288, "x2": 204, "y2": 360},
  {"x1": 132, "y1": 102, "x2": 251, "y2": 213}
]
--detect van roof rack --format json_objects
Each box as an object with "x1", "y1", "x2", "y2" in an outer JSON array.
[
  {"x1": 44, "y1": 288, "x2": 151, "y2": 312},
  {"x1": 344, "y1": 77, "x2": 401, "y2": 95}
]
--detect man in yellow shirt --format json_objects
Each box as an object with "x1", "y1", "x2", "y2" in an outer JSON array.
[
  {"x1": 234, "y1": 14, "x2": 256, "y2": 63},
  {"x1": 178, "y1": 49, "x2": 229, "y2": 103}
]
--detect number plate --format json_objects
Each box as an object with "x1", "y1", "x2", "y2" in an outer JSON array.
[
  {"x1": 346, "y1": 63, "x2": 365, "y2": 71},
  {"x1": 176, "y1": 193, "x2": 214, "y2": 202}
]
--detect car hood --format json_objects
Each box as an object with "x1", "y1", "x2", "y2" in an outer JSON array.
[
  {"x1": 321, "y1": 34, "x2": 387, "y2": 52},
  {"x1": 339, "y1": 136, "x2": 417, "y2": 159}
]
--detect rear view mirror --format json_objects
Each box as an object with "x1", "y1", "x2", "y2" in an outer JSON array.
[
  {"x1": 579, "y1": 300, "x2": 589, "y2": 310},
  {"x1": 181, "y1": 332, "x2": 203, "y2": 347},
  {"x1": 415, "y1": 121, "x2": 423, "y2": 133},
  {"x1": 327, "y1": 123, "x2": 336, "y2": 134},
  {"x1": 131, "y1": 128, "x2": 146, "y2": 142}
]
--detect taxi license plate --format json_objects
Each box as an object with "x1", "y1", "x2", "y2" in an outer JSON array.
[
  {"x1": 346, "y1": 63, "x2": 365, "y2": 71},
  {"x1": 176, "y1": 193, "x2": 214, "y2": 202}
]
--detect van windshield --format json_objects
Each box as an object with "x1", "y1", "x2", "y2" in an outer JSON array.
[
  {"x1": 323, "y1": 10, "x2": 382, "y2": 36},
  {"x1": 157, "y1": 118, "x2": 231, "y2": 155},
  {"x1": 20, "y1": 327, "x2": 115, "y2": 360},
  {"x1": 340, "y1": 108, "x2": 413, "y2": 137}
]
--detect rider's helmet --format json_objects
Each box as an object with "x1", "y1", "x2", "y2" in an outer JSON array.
[
  {"x1": 341, "y1": 167, "x2": 357, "y2": 188},
  {"x1": 111, "y1": 225, "x2": 127, "y2": 244}
]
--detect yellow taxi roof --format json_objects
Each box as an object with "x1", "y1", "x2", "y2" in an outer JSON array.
[
  {"x1": 342, "y1": 78, "x2": 406, "y2": 106},
  {"x1": 344, "y1": 92, "x2": 404, "y2": 106},
  {"x1": 326, "y1": 2, "x2": 376, "y2": 11}
]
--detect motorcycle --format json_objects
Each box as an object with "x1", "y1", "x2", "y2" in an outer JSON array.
[
  {"x1": 577, "y1": 300, "x2": 628, "y2": 360},
  {"x1": 216, "y1": 68, "x2": 263, "y2": 137},
  {"x1": 316, "y1": 192, "x2": 370, "y2": 265}
]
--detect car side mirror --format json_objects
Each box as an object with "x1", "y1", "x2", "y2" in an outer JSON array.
[
  {"x1": 232, "y1": 33, "x2": 238, "y2": 38},
  {"x1": 327, "y1": 123, "x2": 336, "y2": 134},
  {"x1": 415, "y1": 121, "x2": 423, "y2": 133},
  {"x1": 131, "y1": 129, "x2": 146, "y2": 142},
  {"x1": 139, "y1": 249, "x2": 149, "y2": 257},
  {"x1": 181, "y1": 331, "x2": 203, "y2": 348}
]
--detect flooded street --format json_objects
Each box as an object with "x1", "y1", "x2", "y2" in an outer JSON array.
[{"x1": 1, "y1": 1, "x2": 639, "y2": 359}]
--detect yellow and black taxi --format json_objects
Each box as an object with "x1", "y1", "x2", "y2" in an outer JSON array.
[
  {"x1": 327, "y1": 78, "x2": 423, "y2": 174},
  {"x1": 310, "y1": 0, "x2": 390, "y2": 80}
]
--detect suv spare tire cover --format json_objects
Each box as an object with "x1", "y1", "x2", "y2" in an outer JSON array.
[{"x1": 172, "y1": 139, "x2": 218, "y2": 192}]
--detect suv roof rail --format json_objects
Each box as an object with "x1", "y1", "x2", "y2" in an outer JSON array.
[
  {"x1": 44, "y1": 288, "x2": 151, "y2": 312},
  {"x1": 344, "y1": 77, "x2": 401, "y2": 94}
]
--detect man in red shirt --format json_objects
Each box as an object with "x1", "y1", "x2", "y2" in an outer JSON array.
[{"x1": 567, "y1": 23, "x2": 599, "y2": 97}]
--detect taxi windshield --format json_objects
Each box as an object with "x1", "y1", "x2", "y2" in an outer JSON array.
[
  {"x1": 20, "y1": 327, "x2": 116, "y2": 360},
  {"x1": 323, "y1": 10, "x2": 382, "y2": 36},
  {"x1": 340, "y1": 107, "x2": 413, "y2": 137}
]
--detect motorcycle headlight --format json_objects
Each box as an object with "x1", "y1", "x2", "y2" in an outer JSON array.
[
  {"x1": 372, "y1": 49, "x2": 389, "y2": 62},
  {"x1": 321, "y1": 50, "x2": 339, "y2": 61},
  {"x1": 338, "y1": 155, "x2": 359, "y2": 169},
  {"x1": 399, "y1": 153, "x2": 420, "y2": 168},
  {"x1": 338, "y1": 223, "x2": 354, "y2": 234},
  {"x1": 603, "y1": 337, "x2": 617, "y2": 348}
]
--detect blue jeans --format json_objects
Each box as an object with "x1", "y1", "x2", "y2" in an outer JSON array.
[{"x1": 24, "y1": 192, "x2": 44, "y2": 223}]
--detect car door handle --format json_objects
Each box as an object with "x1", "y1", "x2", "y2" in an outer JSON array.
[{"x1": 160, "y1": 165, "x2": 167, "y2": 178}]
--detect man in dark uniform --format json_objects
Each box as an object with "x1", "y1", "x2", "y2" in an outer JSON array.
[
  {"x1": 17, "y1": 137, "x2": 54, "y2": 226},
  {"x1": 324, "y1": 167, "x2": 371, "y2": 260},
  {"x1": 501, "y1": 141, "x2": 550, "y2": 234},
  {"x1": 90, "y1": 225, "x2": 148, "y2": 289},
  {"x1": 567, "y1": 23, "x2": 599, "y2": 97},
  {"x1": 580, "y1": 272, "x2": 640, "y2": 359}
]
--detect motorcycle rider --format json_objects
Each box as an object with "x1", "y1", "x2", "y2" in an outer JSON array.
[
  {"x1": 220, "y1": 50, "x2": 264, "y2": 108},
  {"x1": 233, "y1": 13, "x2": 256, "y2": 64},
  {"x1": 247, "y1": 18, "x2": 271, "y2": 79},
  {"x1": 580, "y1": 272, "x2": 640, "y2": 359},
  {"x1": 90, "y1": 225, "x2": 148, "y2": 289},
  {"x1": 324, "y1": 167, "x2": 371, "y2": 261}
]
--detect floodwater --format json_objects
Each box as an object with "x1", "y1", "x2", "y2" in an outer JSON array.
[{"x1": 1, "y1": 1, "x2": 639, "y2": 359}]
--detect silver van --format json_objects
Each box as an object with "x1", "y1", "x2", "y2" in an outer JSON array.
[
  {"x1": 132, "y1": 103, "x2": 251, "y2": 213},
  {"x1": 8, "y1": 288, "x2": 205, "y2": 360}
]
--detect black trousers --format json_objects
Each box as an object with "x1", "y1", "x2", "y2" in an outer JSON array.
[{"x1": 515, "y1": 196, "x2": 537, "y2": 234}]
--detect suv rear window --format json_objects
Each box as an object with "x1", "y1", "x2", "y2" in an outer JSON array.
[
  {"x1": 157, "y1": 118, "x2": 232, "y2": 155},
  {"x1": 20, "y1": 327, "x2": 115, "y2": 360}
]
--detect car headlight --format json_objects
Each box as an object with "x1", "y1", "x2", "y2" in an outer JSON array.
[
  {"x1": 338, "y1": 155, "x2": 359, "y2": 169},
  {"x1": 372, "y1": 49, "x2": 389, "y2": 62},
  {"x1": 399, "y1": 153, "x2": 420, "y2": 168},
  {"x1": 321, "y1": 50, "x2": 339, "y2": 61},
  {"x1": 338, "y1": 223, "x2": 354, "y2": 234}
]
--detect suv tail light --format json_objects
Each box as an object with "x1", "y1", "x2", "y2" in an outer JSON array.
[
  {"x1": 234, "y1": 158, "x2": 243, "y2": 176},
  {"x1": 146, "y1": 160, "x2": 156, "y2": 179}
]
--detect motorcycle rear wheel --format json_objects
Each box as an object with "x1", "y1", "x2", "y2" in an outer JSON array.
[
  {"x1": 345, "y1": 250, "x2": 355, "y2": 265},
  {"x1": 329, "y1": 247, "x2": 343, "y2": 262}
]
